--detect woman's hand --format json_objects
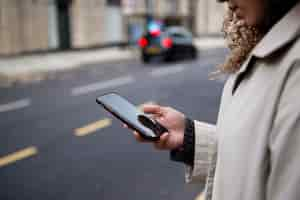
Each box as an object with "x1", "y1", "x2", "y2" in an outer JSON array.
[{"x1": 125, "y1": 104, "x2": 186, "y2": 151}]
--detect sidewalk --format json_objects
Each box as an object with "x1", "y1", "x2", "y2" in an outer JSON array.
[
  {"x1": 195, "y1": 193, "x2": 205, "y2": 200},
  {"x1": 0, "y1": 47, "x2": 135, "y2": 87},
  {"x1": 0, "y1": 37, "x2": 225, "y2": 87}
]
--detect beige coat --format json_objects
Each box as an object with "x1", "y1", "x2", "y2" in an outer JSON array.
[{"x1": 186, "y1": 2, "x2": 300, "y2": 200}]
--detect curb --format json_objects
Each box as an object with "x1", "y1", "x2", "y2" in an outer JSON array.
[
  {"x1": 0, "y1": 38, "x2": 226, "y2": 87},
  {"x1": 0, "y1": 47, "x2": 135, "y2": 87},
  {"x1": 195, "y1": 192, "x2": 205, "y2": 200}
]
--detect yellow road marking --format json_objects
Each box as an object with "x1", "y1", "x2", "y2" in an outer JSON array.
[
  {"x1": 75, "y1": 118, "x2": 112, "y2": 137},
  {"x1": 0, "y1": 146, "x2": 38, "y2": 168}
]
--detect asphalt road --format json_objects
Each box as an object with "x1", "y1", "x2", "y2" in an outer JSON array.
[{"x1": 0, "y1": 48, "x2": 228, "y2": 200}]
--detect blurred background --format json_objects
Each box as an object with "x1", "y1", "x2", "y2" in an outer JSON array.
[
  {"x1": 0, "y1": 0, "x2": 229, "y2": 200},
  {"x1": 0, "y1": 0, "x2": 225, "y2": 55}
]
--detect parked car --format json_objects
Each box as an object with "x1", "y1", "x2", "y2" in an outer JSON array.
[{"x1": 138, "y1": 26, "x2": 198, "y2": 63}]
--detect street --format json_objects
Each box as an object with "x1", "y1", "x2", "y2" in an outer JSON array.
[{"x1": 0, "y1": 48, "x2": 228, "y2": 200}]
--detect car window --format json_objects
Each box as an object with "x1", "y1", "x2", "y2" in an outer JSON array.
[
  {"x1": 172, "y1": 32, "x2": 186, "y2": 38},
  {"x1": 145, "y1": 33, "x2": 161, "y2": 45},
  {"x1": 165, "y1": 28, "x2": 192, "y2": 39}
]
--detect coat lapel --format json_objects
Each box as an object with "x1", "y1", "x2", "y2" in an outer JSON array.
[{"x1": 231, "y1": 1, "x2": 300, "y2": 95}]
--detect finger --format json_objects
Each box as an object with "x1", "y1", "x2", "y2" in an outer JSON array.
[
  {"x1": 142, "y1": 104, "x2": 162, "y2": 115},
  {"x1": 160, "y1": 132, "x2": 169, "y2": 141},
  {"x1": 123, "y1": 124, "x2": 135, "y2": 132},
  {"x1": 154, "y1": 142, "x2": 167, "y2": 150},
  {"x1": 154, "y1": 133, "x2": 169, "y2": 150},
  {"x1": 133, "y1": 132, "x2": 149, "y2": 143}
]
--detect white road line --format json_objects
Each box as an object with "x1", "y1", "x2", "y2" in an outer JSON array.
[
  {"x1": 150, "y1": 65, "x2": 185, "y2": 77},
  {"x1": 0, "y1": 98, "x2": 31, "y2": 113},
  {"x1": 71, "y1": 76, "x2": 135, "y2": 96}
]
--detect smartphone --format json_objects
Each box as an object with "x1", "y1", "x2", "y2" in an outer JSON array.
[{"x1": 96, "y1": 93, "x2": 168, "y2": 141}]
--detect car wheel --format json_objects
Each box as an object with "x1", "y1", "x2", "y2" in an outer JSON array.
[
  {"x1": 190, "y1": 48, "x2": 198, "y2": 59},
  {"x1": 163, "y1": 54, "x2": 172, "y2": 62},
  {"x1": 142, "y1": 54, "x2": 151, "y2": 63}
]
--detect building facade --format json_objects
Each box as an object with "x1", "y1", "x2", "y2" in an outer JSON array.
[
  {"x1": 71, "y1": 0, "x2": 124, "y2": 48},
  {"x1": 122, "y1": 0, "x2": 226, "y2": 43},
  {"x1": 0, "y1": 0, "x2": 225, "y2": 56},
  {"x1": 122, "y1": 0, "x2": 190, "y2": 44},
  {"x1": 0, "y1": 0, "x2": 124, "y2": 56},
  {"x1": 196, "y1": 0, "x2": 226, "y2": 35},
  {"x1": 0, "y1": 0, "x2": 49, "y2": 55}
]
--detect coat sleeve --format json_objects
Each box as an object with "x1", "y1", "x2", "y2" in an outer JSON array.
[
  {"x1": 267, "y1": 60, "x2": 300, "y2": 200},
  {"x1": 184, "y1": 74, "x2": 233, "y2": 184},
  {"x1": 185, "y1": 120, "x2": 218, "y2": 184}
]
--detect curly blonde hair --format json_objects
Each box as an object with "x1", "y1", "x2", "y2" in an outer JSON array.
[
  {"x1": 211, "y1": 8, "x2": 262, "y2": 76},
  {"x1": 212, "y1": 0, "x2": 299, "y2": 76}
]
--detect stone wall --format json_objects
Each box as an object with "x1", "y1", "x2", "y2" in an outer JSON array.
[
  {"x1": 195, "y1": 0, "x2": 226, "y2": 35},
  {"x1": 0, "y1": 0, "x2": 49, "y2": 56},
  {"x1": 0, "y1": 0, "x2": 123, "y2": 55},
  {"x1": 0, "y1": 0, "x2": 227, "y2": 56},
  {"x1": 70, "y1": 0, "x2": 106, "y2": 48}
]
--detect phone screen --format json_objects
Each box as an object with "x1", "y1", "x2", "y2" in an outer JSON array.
[{"x1": 96, "y1": 93, "x2": 158, "y2": 140}]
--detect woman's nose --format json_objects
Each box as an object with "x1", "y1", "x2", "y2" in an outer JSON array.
[{"x1": 228, "y1": 1, "x2": 238, "y2": 11}]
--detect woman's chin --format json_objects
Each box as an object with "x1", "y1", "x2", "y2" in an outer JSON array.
[{"x1": 245, "y1": 17, "x2": 261, "y2": 27}]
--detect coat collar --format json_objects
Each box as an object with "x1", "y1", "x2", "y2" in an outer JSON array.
[
  {"x1": 231, "y1": 2, "x2": 300, "y2": 94},
  {"x1": 252, "y1": 2, "x2": 300, "y2": 59}
]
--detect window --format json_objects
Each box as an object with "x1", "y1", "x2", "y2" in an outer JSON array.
[{"x1": 106, "y1": 0, "x2": 121, "y2": 6}]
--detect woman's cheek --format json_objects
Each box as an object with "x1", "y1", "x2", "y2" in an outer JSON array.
[{"x1": 248, "y1": 7, "x2": 266, "y2": 27}]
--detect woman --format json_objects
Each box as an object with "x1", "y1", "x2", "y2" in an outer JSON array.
[{"x1": 126, "y1": 0, "x2": 300, "y2": 199}]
